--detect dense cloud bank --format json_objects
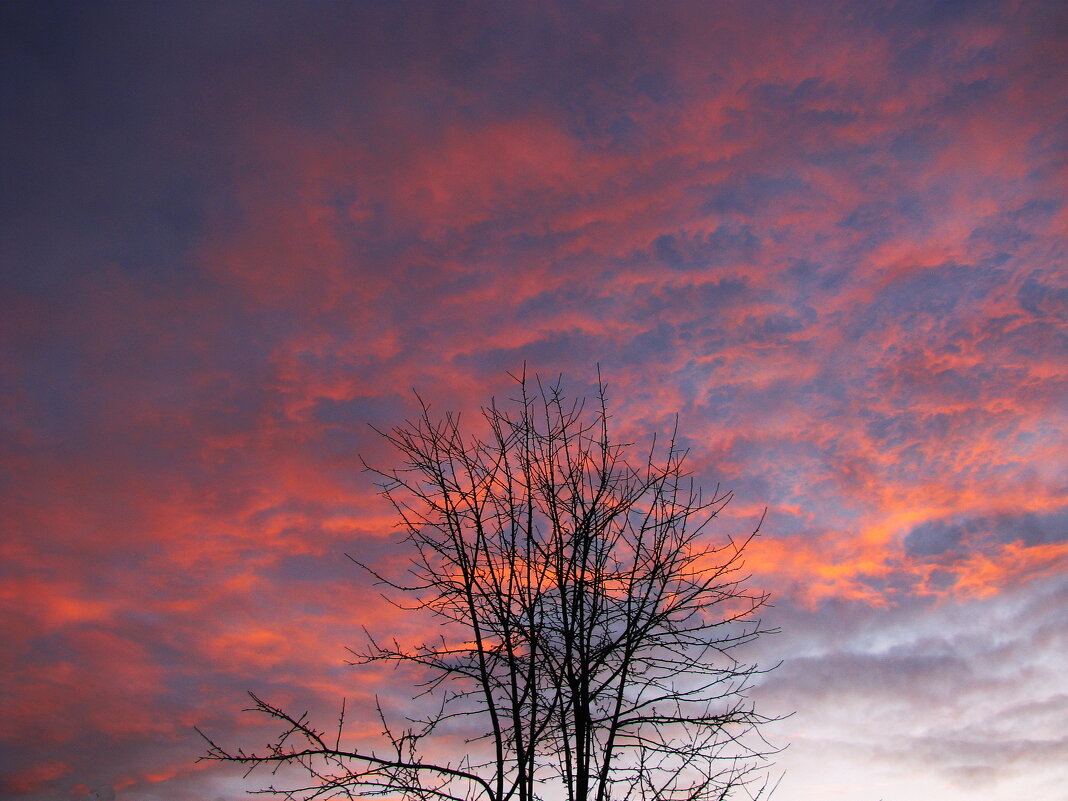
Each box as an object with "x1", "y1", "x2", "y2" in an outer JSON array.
[{"x1": 2, "y1": 2, "x2": 1065, "y2": 799}]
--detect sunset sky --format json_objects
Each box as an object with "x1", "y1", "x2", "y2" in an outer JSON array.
[{"x1": 2, "y1": 1, "x2": 1067, "y2": 799}]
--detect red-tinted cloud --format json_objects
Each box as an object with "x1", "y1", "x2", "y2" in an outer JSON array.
[{"x1": 2, "y1": 2, "x2": 1065, "y2": 799}]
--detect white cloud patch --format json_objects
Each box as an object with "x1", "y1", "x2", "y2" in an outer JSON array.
[{"x1": 754, "y1": 574, "x2": 1068, "y2": 800}]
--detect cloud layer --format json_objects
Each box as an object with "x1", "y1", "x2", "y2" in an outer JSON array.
[{"x1": 2, "y1": 2, "x2": 1065, "y2": 799}]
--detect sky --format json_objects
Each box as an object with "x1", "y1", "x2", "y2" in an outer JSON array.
[{"x1": 1, "y1": 1, "x2": 1066, "y2": 799}]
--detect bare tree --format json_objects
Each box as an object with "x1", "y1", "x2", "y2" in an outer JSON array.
[{"x1": 200, "y1": 372, "x2": 779, "y2": 801}]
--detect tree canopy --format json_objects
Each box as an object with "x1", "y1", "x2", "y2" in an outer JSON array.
[{"x1": 200, "y1": 372, "x2": 779, "y2": 801}]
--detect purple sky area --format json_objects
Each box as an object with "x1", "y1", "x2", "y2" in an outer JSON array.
[{"x1": 2, "y1": 2, "x2": 1066, "y2": 800}]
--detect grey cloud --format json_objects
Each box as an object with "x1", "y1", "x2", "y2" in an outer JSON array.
[
  {"x1": 905, "y1": 508, "x2": 1068, "y2": 558},
  {"x1": 702, "y1": 173, "x2": 810, "y2": 216},
  {"x1": 1017, "y1": 275, "x2": 1068, "y2": 320},
  {"x1": 450, "y1": 329, "x2": 601, "y2": 377},
  {"x1": 311, "y1": 394, "x2": 408, "y2": 430},
  {"x1": 739, "y1": 308, "x2": 817, "y2": 344},
  {"x1": 651, "y1": 224, "x2": 761, "y2": 272},
  {"x1": 754, "y1": 574, "x2": 1068, "y2": 793}
]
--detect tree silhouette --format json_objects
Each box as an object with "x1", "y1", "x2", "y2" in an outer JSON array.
[{"x1": 200, "y1": 372, "x2": 779, "y2": 801}]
